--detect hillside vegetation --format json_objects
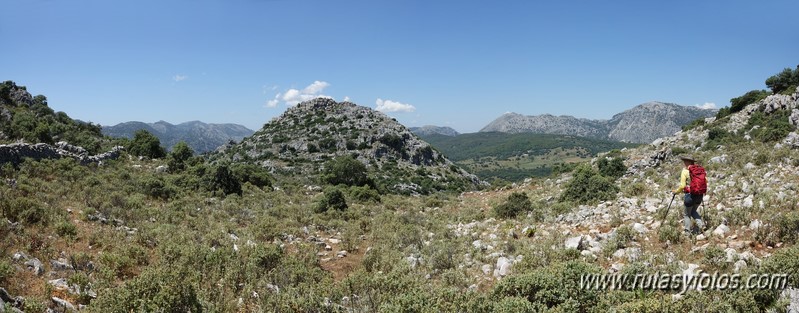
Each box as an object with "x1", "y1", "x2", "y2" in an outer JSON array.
[
  {"x1": 1, "y1": 67, "x2": 799, "y2": 312},
  {"x1": 421, "y1": 132, "x2": 636, "y2": 181}
]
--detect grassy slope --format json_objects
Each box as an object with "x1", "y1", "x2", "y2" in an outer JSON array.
[{"x1": 421, "y1": 132, "x2": 638, "y2": 181}]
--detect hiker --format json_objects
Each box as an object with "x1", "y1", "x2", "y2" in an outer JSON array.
[{"x1": 672, "y1": 155, "x2": 707, "y2": 234}]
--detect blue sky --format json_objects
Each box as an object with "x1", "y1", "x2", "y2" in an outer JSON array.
[{"x1": 2, "y1": 0, "x2": 797, "y2": 133}]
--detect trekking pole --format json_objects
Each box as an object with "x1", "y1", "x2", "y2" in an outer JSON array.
[{"x1": 662, "y1": 193, "x2": 677, "y2": 225}]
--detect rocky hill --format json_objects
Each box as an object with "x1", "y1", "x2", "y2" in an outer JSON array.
[
  {"x1": 480, "y1": 101, "x2": 716, "y2": 143},
  {"x1": 0, "y1": 80, "x2": 109, "y2": 153},
  {"x1": 409, "y1": 125, "x2": 460, "y2": 137},
  {"x1": 103, "y1": 121, "x2": 253, "y2": 153},
  {"x1": 212, "y1": 98, "x2": 484, "y2": 194}
]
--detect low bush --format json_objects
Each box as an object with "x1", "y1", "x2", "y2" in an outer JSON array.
[
  {"x1": 658, "y1": 224, "x2": 684, "y2": 244},
  {"x1": 559, "y1": 164, "x2": 619, "y2": 204},
  {"x1": 89, "y1": 266, "x2": 202, "y2": 313},
  {"x1": 597, "y1": 157, "x2": 627, "y2": 180},
  {"x1": 0, "y1": 259, "x2": 13, "y2": 284},
  {"x1": 55, "y1": 220, "x2": 78, "y2": 238},
  {"x1": 348, "y1": 185, "x2": 381, "y2": 203},
  {"x1": 494, "y1": 192, "x2": 533, "y2": 219},
  {"x1": 315, "y1": 187, "x2": 348, "y2": 213},
  {"x1": 773, "y1": 211, "x2": 799, "y2": 244}
]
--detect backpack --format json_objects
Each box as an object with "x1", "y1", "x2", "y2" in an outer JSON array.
[{"x1": 685, "y1": 164, "x2": 707, "y2": 195}]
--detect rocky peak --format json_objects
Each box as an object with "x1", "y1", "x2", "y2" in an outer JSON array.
[
  {"x1": 213, "y1": 98, "x2": 485, "y2": 194},
  {"x1": 481, "y1": 101, "x2": 716, "y2": 143}
]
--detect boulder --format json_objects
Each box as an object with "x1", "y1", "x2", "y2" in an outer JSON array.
[
  {"x1": 24, "y1": 258, "x2": 44, "y2": 276},
  {"x1": 712, "y1": 224, "x2": 730, "y2": 237},
  {"x1": 493, "y1": 257, "x2": 513, "y2": 277},
  {"x1": 564, "y1": 235, "x2": 584, "y2": 250},
  {"x1": 51, "y1": 297, "x2": 76, "y2": 312}
]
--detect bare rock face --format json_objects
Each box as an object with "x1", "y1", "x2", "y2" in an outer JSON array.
[
  {"x1": 480, "y1": 102, "x2": 716, "y2": 144},
  {"x1": 212, "y1": 98, "x2": 485, "y2": 194}
]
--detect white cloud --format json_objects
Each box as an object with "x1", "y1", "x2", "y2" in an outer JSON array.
[
  {"x1": 265, "y1": 81, "x2": 332, "y2": 108},
  {"x1": 303, "y1": 81, "x2": 330, "y2": 94},
  {"x1": 266, "y1": 98, "x2": 280, "y2": 108},
  {"x1": 696, "y1": 102, "x2": 716, "y2": 110},
  {"x1": 343, "y1": 96, "x2": 351, "y2": 102},
  {"x1": 173, "y1": 74, "x2": 188, "y2": 82},
  {"x1": 375, "y1": 98, "x2": 416, "y2": 113}
]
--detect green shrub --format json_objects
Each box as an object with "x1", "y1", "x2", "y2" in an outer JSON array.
[
  {"x1": 682, "y1": 118, "x2": 706, "y2": 131},
  {"x1": 56, "y1": 220, "x2": 78, "y2": 238},
  {"x1": 348, "y1": 185, "x2": 381, "y2": 203},
  {"x1": 0, "y1": 259, "x2": 13, "y2": 284},
  {"x1": 730, "y1": 89, "x2": 770, "y2": 113},
  {"x1": 492, "y1": 296, "x2": 543, "y2": 313},
  {"x1": 166, "y1": 141, "x2": 194, "y2": 172},
  {"x1": 623, "y1": 181, "x2": 648, "y2": 197},
  {"x1": 208, "y1": 164, "x2": 242, "y2": 196},
  {"x1": 748, "y1": 109, "x2": 793, "y2": 142},
  {"x1": 559, "y1": 164, "x2": 619, "y2": 204},
  {"x1": 658, "y1": 224, "x2": 683, "y2": 244},
  {"x1": 1, "y1": 197, "x2": 48, "y2": 225},
  {"x1": 765, "y1": 66, "x2": 799, "y2": 94},
  {"x1": 597, "y1": 157, "x2": 626, "y2": 180},
  {"x1": 127, "y1": 129, "x2": 166, "y2": 159},
  {"x1": 774, "y1": 212, "x2": 799, "y2": 244},
  {"x1": 492, "y1": 261, "x2": 601, "y2": 311},
  {"x1": 231, "y1": 163, "x2": 272, "y2": 189},
  {"x1": 494, "y1": 192, "x2": 533, "y2": 219},
  {"x1": 89, "y1": 266, "x2": 202, "y2": 313},
  {"x1": 139, "y1": 177, "x2": 175, "y2": 200},
  {"x1": 320, "y1": 155, "x2": 373, "y2": 187},
  {"x1": 703, "y1": 245, "x2": 728, "y2": 270},
  {"x1": 315, "y1": 187, "x2": 348, "y2": 213}
]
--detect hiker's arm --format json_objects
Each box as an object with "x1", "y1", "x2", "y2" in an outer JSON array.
[{"x1": 672, "y1": 169, "x2": 688, "y2": 194}]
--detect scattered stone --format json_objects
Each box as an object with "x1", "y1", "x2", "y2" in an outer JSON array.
[
  {"x1": 521, "y1": 226, "x2": 535, "y2": 237},
  {"x1": 734, "y1": 260, "x2": 748, "y2": 273},
  {"x1": 749, "y1": 219, "x2": 762, "y2": 230},
  {"x1": 155, "y1": 165, "x2": 169, "y2": 173},
  {"x1": 713, "y1": 224, "x2": 730, "y2": 237},
  {"x1": 696, "y1": 234, "x2": 706, "y2": 241},
  {"x1": 493, "y1": 257, "x2": 513, "y2": 278},
  {"x1": 48, "y1": 278, "x2": 70, "y2": 290},
  {"x1": 52, "y1": 296, "x2": 76, "y2": 311},
  {"x1": 50, "y1": 259, "x2": 74, "y2": 271},
  {"x1": 481, "y1": 264, "x2": 492, "y2": 275},
  {"x1": 564, "y1": 235, "x2": 584, "y2": 250},
  {"x1": 11, "y1": 252, "x2": 27, "y2": 262},
  {"x1": 782, "y1": 287, "x2": 799, "y2": 312},
  {"x1": 336, "y1": 251, "x2": 348, "y2": 258},
  {"x1": 24, "y1": 258, "x2": 44, "y2": 276},
  {"x1": 742, "y1": 196, "x2": 754, "y2": 208},
  {"x1": 744, "y1": 163, "x2": 756, "y2": 170},
  {"x1": 632, "y1": 223, "x2": 648, "y2": 234}
]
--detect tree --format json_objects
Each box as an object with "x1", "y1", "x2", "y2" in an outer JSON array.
[
  {"x1": 128, "y1": 130, "x2": 166, "y2": 159},
  {"x1": 167, "y1": 141, "x2": 194, "y2": 172},
  {"x1": 209, "y1": 164, "x2": 242, "y2": 196},
  {"x1": 765, "y1": 67, "x2": 799, "y2": 94},
  {"x1": 320, "y1": 155, "x2": 373, "y2": 187}
]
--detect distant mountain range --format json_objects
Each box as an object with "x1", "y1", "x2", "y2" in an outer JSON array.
[
  {"x1": 480, "y1": 101, "x2": 716, "y2": 143},
  {"x1": 409, "y1": 125, "x2": 460, "y2": 137},
  {"x1": 102, "y1": 121, "x2": 254, "y2": 153}
]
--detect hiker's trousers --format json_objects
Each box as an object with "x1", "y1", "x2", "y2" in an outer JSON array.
[{"x1": 683, "y1": 193, "x2": 704, "y2": 232}]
